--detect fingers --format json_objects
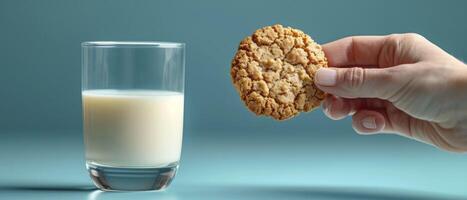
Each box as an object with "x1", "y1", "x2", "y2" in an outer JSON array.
[
  {"x1": 322, "y1": 96, "x2": 359, "y2": 120},
  {"x1": 322, "y1": 97, "x2": 407, "y2": 135},
  {"x1": 322, "y1": 96, "x2": 385, "y2": 120},
  {"x1": 314, "y1": 66, "x2": 409, "y2": 99},
  {"x1": 322, "y1": 34, "x2": 434, "y2": 67},
  {"x1": 322, "y1": 95, "x2": 349, "y2": 120},
  {"x1": 321, "y1": 98, "x2": 389, "y2": 134},
  {"x1": 323, "y1": 36, "x2": 387, "y2": 67},
  {"x1": 323, "y1": 99, "x2": 467, "y2": 152},
  {"x1": 351, "y1": 110, "x2": 386, "y2": 134}
]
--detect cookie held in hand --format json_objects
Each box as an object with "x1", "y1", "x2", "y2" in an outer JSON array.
[{"x1": 231, "y1": 24, "x2": 328, "y2": 120}]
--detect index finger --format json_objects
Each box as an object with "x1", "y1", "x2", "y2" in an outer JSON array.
[{"x1": 323, "y1": 36, "x2": 388, "y2": 67}]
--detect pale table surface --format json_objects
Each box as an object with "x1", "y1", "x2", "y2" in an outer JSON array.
[{"x1": 0, "y1": 130, "x2": 466, "y2": 200}]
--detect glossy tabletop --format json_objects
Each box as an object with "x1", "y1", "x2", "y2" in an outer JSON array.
[{"x1": 0, "y1": 130, "x2": 466, "y2": 200}]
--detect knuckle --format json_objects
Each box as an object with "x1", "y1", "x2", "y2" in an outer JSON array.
[
  {"x1": 382, "y1": 33, "x2": 427, "y2": 66},
  {"x1": 385, "y1": 33, "x2": 426, "y2": 46},
  {"x1": 380, "y1": 34, "x2": 402, "y2": 66},
  {"x1": 342, "y1": 67, "x2": 365, "y2": 90},
  {"x1": 386, "y1": 33, "x2": 402, "y2": 44},
  {"x1": 401, "y1": 33, "x2": 426, "y2": 43}
]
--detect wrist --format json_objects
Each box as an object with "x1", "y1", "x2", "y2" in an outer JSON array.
[{"x1": 450, "y1": 63, "x2": 467, "y2": 129}]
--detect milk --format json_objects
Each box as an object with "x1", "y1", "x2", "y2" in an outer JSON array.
[{"x1": 82, "y1": 90, "x2": 184, "y2": 168}]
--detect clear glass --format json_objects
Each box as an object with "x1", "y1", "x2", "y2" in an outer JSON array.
[{"x1": 81, "y1": 41, "x2": 185, "y2": 191}]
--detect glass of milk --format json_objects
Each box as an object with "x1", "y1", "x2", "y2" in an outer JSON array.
[{"x1": 81, "y1": 41, "x2": 185, "y2": 191}]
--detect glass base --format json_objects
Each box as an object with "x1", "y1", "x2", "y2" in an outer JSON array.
[{"x1": 86, "y1": 162, "x2": 178, "y2": 191}]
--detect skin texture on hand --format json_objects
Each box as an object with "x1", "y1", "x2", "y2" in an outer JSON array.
[{"x1": 314, "y1": 33, "x2": 467, "y2": 153}]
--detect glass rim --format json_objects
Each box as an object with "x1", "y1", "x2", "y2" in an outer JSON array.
[{"x1": 81, "y1": 41, "x2": 185, "y2": 48}]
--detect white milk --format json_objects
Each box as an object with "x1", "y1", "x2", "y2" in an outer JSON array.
[{"x1": 82, "y1": 90, "x2": 184, "y2": 168}]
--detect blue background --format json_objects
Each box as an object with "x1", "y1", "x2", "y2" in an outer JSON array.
[{"x1": 0, "y1": 0, "x2": 466, "y2": 199}]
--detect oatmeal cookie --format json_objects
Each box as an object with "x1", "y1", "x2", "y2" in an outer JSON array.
[{"x1": 231, "y1": 24, "x2": 328, "y2": 120}]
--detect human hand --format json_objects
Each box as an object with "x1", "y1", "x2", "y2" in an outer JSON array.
[{"x1": 314, "y1": 33, "x2": 467, "y2": 152}]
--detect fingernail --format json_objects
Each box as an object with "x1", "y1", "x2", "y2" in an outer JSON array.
[
  {"x1": 315, "y1": 68, "x2": 337, "y2": 86},
  {"x1": 362, "y1": 116, "x2": 377, "y2": 129}
]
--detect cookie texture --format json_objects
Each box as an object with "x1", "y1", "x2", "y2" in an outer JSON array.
[{"x1": 230, "y1": 24, "x2": 328, "y2": 120}]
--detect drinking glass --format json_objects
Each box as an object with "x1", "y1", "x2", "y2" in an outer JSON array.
[{"x1": 81, "y1": 41, "x2": 185, "y2": 191}]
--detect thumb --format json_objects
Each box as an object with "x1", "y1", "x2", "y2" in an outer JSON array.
[{"x1": 314, "y1": 66, "x2": 407, "y2": 99}]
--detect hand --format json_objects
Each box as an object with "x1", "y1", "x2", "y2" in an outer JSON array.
[{"x1": 314, "y1": 33, "x2": 467, "y2": 152}]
